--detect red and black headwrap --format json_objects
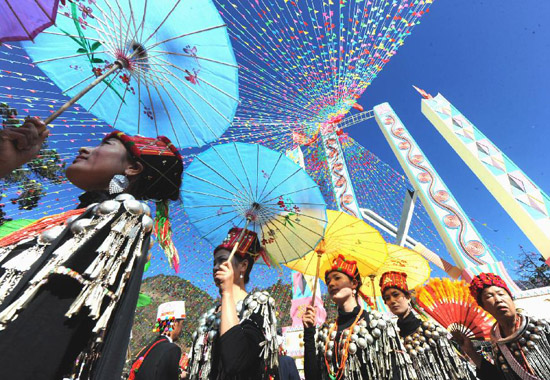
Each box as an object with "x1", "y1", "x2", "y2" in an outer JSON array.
[
  {"x1": 103, "y1": 130, "x2": 183, "y2": 201},
  {"x1": 379, "y1": 271, "x2": 409, "y2": 295},
  {"x1": 469, "y1": 272, "x2": 512, "y2": 306},
  {"x1": 214, "y1": 227, "x2": 271, "y2": 265},
  {"x1": 325, "y1": 254, "x2": 362, "y2": 284}
]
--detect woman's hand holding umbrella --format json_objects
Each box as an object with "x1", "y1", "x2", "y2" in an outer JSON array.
[
  {"x1": 302, "y1": 305, "x2": 317, "y2": 329},
  {"x1": 0, "y1": 117, "x2": 49, "y2": 178}
]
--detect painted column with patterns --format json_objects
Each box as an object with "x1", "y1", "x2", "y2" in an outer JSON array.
[
  {"x1": 419, "y1": 90, "x2": 550, "y2": 266},
  {"x1": 373, "y1": 102, "x2": 520, "y2": 292}
]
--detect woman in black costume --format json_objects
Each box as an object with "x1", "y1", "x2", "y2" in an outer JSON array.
[
  {"x1": 187, "y1": 227, "x2": 279, "y2": 380},
  {"x1": 380, "y1": 271, "x2": 476, "y2": 380},
  {"x1": 0, "y1": 126, "x2": 183, "y2": 380},
  {"x1": 301, "y1": 254, "x2": 409, "y2": 380}
]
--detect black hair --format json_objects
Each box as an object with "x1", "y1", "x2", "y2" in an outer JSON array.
[
  {"x1": 126, "y1": 152, "x2": 183, "y2": 201},
  {"x1": 231, "y1": 252, "x2": 254, "y2": 284}
]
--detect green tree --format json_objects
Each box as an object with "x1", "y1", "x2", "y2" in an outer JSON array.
[
  {"x1": 0, "y1": 103, "x2": 65, "y2": 224},
  {"x1": 515, "y1": 245, "x2": 550, "y2": 289}
]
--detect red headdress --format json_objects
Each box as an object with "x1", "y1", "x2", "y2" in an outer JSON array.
[
  {"x1": 325, "y1": 254, "x2": 361, "y2": 283},
  {"x1": 103, "y1": 131, "x2": 182, "y2": 159},
  {"x1": 379, "y1": 271, "x2": 409, "y2": 295},
  {"x1": 215, "y1": 228, "x2": 272, "y2": 265},
  {"x1": 469, "y1": 272, "x2": 512, "y2": 305}
]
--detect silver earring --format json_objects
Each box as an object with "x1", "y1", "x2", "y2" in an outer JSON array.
[
  {"x1": 239, "y1": 274, "x2": 244, "y2": 279},
  {"x1": 109, "y1": 174, "x2": 129, "y2": 194}
]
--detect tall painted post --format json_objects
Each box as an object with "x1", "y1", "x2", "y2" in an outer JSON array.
[
  {"x1": 420, "y1": 91, "x2": 550, "y2": 265},
  {"x1": 321, "y1": 129, "x2": 363, "y2": 218},
  {"x1": 373, "y1": 102, "x2": 520, "y2": 292}
]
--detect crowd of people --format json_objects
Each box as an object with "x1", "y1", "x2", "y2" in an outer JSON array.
[{"x1": 1, "y1": 119, "x2": 549, "y2": 380}]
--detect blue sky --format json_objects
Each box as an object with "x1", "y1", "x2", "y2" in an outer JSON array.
[{"x1": 348, "y1": 0, "x2": 550, "y2": 272}]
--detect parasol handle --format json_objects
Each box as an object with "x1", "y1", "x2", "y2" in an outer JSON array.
[
  {"x1": 310, "y1": 251, "x2": 323, "y2": 307},
  {"x1": 369, "y1": 275, "x2": 378, "y2": 310},
  {"x1": 43, "y1": 62, "x2": 122, "y2": 125},
  {"x1": 227, "y1": 217, "x2": 252, "y2": 264}
]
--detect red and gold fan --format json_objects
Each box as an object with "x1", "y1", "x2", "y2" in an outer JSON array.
[{"x1": 414, "y1": 278, "x2": 495, "y2": 340}]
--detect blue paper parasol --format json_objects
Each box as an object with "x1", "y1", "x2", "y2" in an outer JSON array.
[
  {"x1": 182, "y1": 142, "x2": 328, "y2": 266},
  {"x1": 22, "y1": 0, "x2": 238, "y2": 148}
]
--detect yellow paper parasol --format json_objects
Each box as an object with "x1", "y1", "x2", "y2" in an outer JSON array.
[
  {"x1": 361, "y1": 244, "x2": 431, "y2": 308},
  {"x1": 286, "y1": 210, "x2": 388, "y2": 304}
]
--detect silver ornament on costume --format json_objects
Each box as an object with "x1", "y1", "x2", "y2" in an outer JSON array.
[
  {"x1": 349, "y1": 342, "x2": 357, "y2": 354},
  {"x1": 70, "y1": 218, "x2": 92, "y2": 235},
  {"x1": 208, "y1": 330, "x2": 217, "y2": 341},
  {"x1": 98, "y1": 200, "x2": 120, "y2": 215},
  {"x1": 258, "y1": 294, "x2": 268, "y2": 304},
  {"x1": 65, "y1": 215, "x2": 79, "y2": 225},
  {"x1": 141, "y1": 203, "x2": 151, "y2": 216},
  {"x1": 38, "y1": 225, "x2": 64, "y2": 243},
  {"x1": 372, "y1": 328, "x2": 381, "y2": 338},
  {"x1": 357, "y1": 337, "x2": 367, "y2": 349},
  {"x1": 108, "y1": 174, "x2": 129, "y2": 194},
  {"x1": 365, "y1": 334, "x2": 374, "y2": 345},
  {"x1": 124, "y1": 200, "x2": 144, "y2": 215},
  {"x1": 141, "y1": 215, "x2": 154, "y2": 233},
  {"x1": 115, "y1": 193, "x2": 135, "y2": 202}
]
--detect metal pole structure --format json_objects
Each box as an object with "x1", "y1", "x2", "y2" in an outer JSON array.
[{"x1": 396, "y1": 189, "x2": 417, "y2": 247}]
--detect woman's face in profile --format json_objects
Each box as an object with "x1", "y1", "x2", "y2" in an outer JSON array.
[{"x1": 66, "y1": 138, "x2": 132, "y2": 191}]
